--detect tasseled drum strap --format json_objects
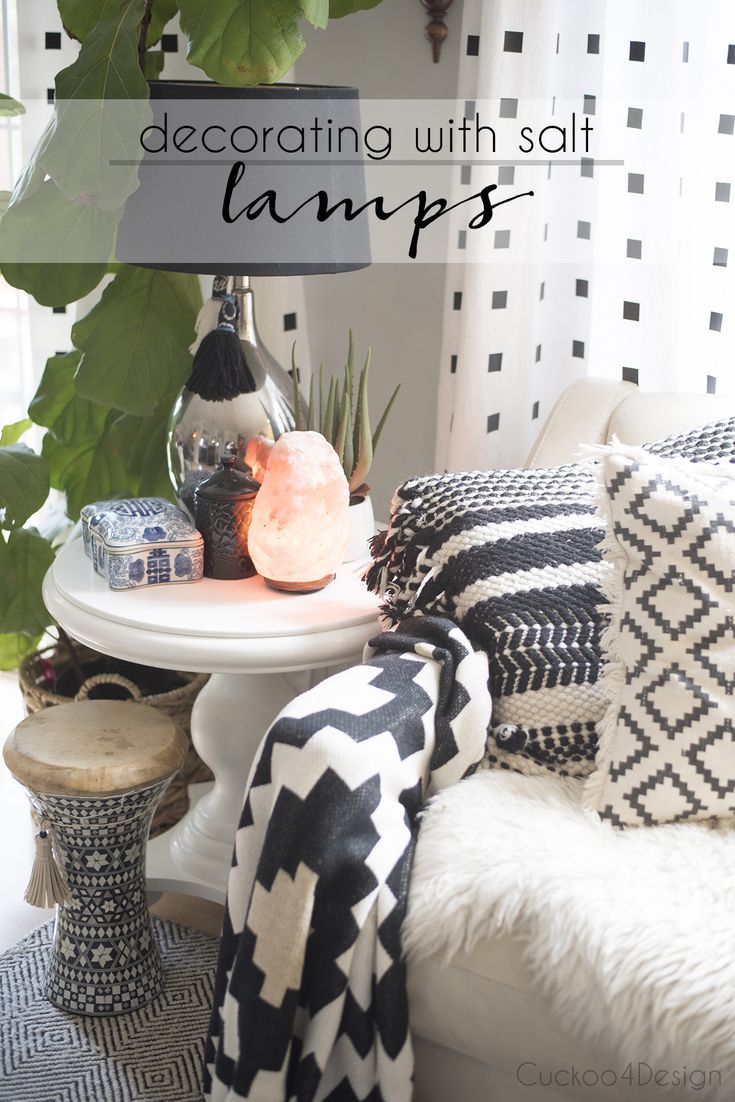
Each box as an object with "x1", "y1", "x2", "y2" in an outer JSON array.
[{"x1": 24, "y1": 822, "x2": 69, "y2": 908}]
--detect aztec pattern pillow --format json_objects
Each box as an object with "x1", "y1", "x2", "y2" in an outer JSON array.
[
  {"x1": 365, "y1": 416, "x2": 735, "y2": 778},
  {"x1": 583, "y1": 444, "x2": 735, "y2": 826}
]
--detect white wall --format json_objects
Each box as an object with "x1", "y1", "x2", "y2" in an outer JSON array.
[{"x1": 295, "y1": 2, "x2": 462, "y2": 516}]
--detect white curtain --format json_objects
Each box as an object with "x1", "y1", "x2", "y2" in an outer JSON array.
[{"x1": 436, "y1": 0, "x2": 735, "y2": 473}]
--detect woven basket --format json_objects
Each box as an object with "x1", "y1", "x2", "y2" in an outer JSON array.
[{"x1": 19, "y1": 642, "x2": 211, "y2": 837}]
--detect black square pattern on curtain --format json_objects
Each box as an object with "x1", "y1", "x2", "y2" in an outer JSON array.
[{"x1": 435, "y1": 0, "x2": 735, "y2": 474}]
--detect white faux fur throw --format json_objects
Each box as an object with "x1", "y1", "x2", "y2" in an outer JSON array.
[{"x1": 404, "y1": 769, "x2": 735, "y2": 1091}]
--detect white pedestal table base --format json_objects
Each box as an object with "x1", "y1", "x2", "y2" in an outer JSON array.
[{"x1": 148, "y1": 670, "x2": 312, "y2": 902}]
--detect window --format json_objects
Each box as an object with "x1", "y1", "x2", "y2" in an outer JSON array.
[{"x1": 0, "y1": 0, "x2": 33, "y2": 426}]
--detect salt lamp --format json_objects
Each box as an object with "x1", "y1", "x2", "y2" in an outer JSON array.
[
  {"x1": 248, "y1": 431, "x2": 349, "y2": 592},
  {"x1": 244, "y1": 434, "x2": 274, "y2": 484}
]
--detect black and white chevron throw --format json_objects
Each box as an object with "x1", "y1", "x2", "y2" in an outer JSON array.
[
  {"x1": 204, "y1": 617, "x2": 491, "y2": 1102},
  {"x1": 365, "y1": 416, "x2": 735, "y2": 778}
]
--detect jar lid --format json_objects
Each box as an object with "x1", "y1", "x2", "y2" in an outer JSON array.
[{"x1": 194, "y1": 443, "x2": 260, "y2": 503}]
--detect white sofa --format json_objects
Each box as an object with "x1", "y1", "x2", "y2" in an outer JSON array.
[{"x1": 408, "y1": 377, "x2": 735, "y2": 1102}]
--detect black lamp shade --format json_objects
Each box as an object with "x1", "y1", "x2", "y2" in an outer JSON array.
[{"x1": 116, "y1": 82, "x2": 372, "y2": 275}]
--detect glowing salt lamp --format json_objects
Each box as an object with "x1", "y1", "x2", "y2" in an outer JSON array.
[
  {"x1": 244, "y1": 434, "x2": 274, "y2": 484},
  {"x1": 248, "y1": 431, "x2": 349, "y2": 592}
]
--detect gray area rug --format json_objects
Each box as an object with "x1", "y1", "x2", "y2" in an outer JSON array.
[{"x1": 0, "y1": 918, "x2": 217, "y2": 1101}]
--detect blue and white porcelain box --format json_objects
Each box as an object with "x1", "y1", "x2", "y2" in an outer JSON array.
[{"x1": 80, "y1": 498, "x2": 204, "y2": 590}]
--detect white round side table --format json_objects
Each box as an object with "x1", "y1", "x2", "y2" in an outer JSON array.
[{"x1": 43, "y1": 539, "x2": 381, "y2": 903}]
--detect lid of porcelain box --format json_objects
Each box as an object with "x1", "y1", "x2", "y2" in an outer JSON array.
[{"x1": 82, "y1": 498, "x2": 203, "y2": 551}]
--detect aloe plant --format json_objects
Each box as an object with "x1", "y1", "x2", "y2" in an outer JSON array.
[{"x1": 293, "y1": 332, "x2": 400, "y2": 497}]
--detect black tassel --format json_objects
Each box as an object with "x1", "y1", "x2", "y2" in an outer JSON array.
[{"x1": 185, "y1": 295, "x2": 256, "y2": 401}]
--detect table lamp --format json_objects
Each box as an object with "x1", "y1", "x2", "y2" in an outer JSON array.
[{"x1": 116, "y1": 81, "x2": 371, "y2": 512}]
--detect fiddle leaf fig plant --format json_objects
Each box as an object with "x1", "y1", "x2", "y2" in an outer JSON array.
[{"x1": 0, "y1": 0, "x2": 385, "y2": 667}]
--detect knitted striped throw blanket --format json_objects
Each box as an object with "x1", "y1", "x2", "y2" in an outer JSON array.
[{"x1": 365, "y1": 417, "x2": 735, "y2": 778}]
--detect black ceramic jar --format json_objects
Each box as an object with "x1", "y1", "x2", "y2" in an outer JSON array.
[{"x1": 194, "y1": 443, "x2": 260, "y2": 580}]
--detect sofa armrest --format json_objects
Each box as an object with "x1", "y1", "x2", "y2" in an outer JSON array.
[{"x1": 525, "y1": 378, "x2": 636, "y2": 468}]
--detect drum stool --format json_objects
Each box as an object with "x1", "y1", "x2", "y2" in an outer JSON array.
[{"x1": 3, "y1": 699, "x2": 187, "y2": 1015}]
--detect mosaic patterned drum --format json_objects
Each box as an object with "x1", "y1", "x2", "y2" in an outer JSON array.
[{"x1": 3, "y1": 701, "x2": 187, "y2": 1016}]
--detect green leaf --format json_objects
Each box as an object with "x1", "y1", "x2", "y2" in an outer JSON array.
[
  {"x1": 43, "y1": 406, "x2": 173, "y2": 519},
  {"x1": 54, "y1": 0, "x2": 147, "y2": 99},
  {"x1": 57, "y1": 0, "x2": 176, "y2": 48},
  {"x1": 6, "y1": 119, "x2": 53, "y2": 207},
  {"x1": 0, "y1": 419, "x2": 31, "y2": 446},
  {"x1": 0, "y1": 529, "x2": 55, "y2": 636},
  {"x1": 0, "y1": 262, "x2": 107, "y2": 309},
  {"x1": 29, "y1": 351, "x2": 107, "y2": 442},
  {"x1": 332, "y1": 378, "x2": 341, "y2": 442},
  {"x1": 329, "y1": 0, "x2": 382, "y2": 14},
  {"x1": 321, "y1": 376, "x2": 336, "y2": 442},
  {"x1": 372, "y1": 382, "x2": 400, "y2": 452},
  {"x1": 299, "y1": 0, "x2": 329, "y2": 29},
  {"x1": 72, "y1": 267, "x2": 200, "y2": 415},
  {"x1": 0, "y1": 93, "x2": 24, "y2": 116},
  {"x1": 178, "y1": 0, "x2": 306, "y2": 84},
  {"x1": 0, "y1": 631, "x2": 42, "y2": 671},
  {"x1": 144, "y1": 50, "x2": 166, "y2": 78},
  {"x1": 317, "y1": 362, "x2": 323, "y2": 431},
  {"x1": 307, "y1": 373, "x2": 316, "y2": 432},
  {"x1": 147, "y1": 0, "x2": 180, "y2": 44},
  {"x1": 57, "y1": 0, "x2": 102, "y2": 40},
  {"x1": 43, "y1": 0, "x2": 150, "y2": 211},
  {"x1": 43, "y1": 412, "x2": 130, "y2": 519},
  {"x1": 291, "y1": 343, "x2": 306, "y2": 430},
  {"x1": 349, "y1": 348, "x2": 372, "y2": 492},
  {"x1": 0, "y1": 445, "x2": 50, "y2": 529},
  {"x1": 343, "y1": 360, "x2": 354, "y2": 479},
  {"x1": 35, "y1": 365, "x2": 174, "y2": 517},
  {"x1": 0, "y1": 179, "x2": 116, "y2": 306},
  {"x1": 334, "y1": 388, "x2": 350, "y2": 465},
  {"x1": 345, "y1": 330, "x2": 356, "y2": 460},
  {"x1": 108, "y1": 406, "x2": 175, "y2": 500}
]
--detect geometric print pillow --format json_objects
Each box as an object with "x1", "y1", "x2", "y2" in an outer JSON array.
[
  {"x1": 583, "y1": 443, "x2": 735, "y2": 826},
  {"x1": 365, "y1": 416, "x2": 735, "y2": 779}
]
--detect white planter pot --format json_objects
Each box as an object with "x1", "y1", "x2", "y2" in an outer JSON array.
[{"x1": 343, "y1": 496, "x2": 375, "y2": 563}]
